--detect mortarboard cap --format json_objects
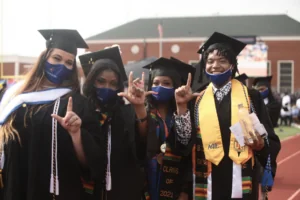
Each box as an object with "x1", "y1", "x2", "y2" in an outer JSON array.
[
  {"x1": 235, "y1": 73, "x2": 248, "y2": 85},
  {"x1": 252, "y1": 76, "x2": 272, "y2": 88},
  {"x1": 39, "y1": 29, "x2": 88, "y2": 56},
  {"x1": 195, "y1": 32, "x2": 247, "y2": 84},
  {"x1": 143, "y1": 57, "x2": 195, "y2": 85},
  {"x1": 79, "y1": 46, "x2": 127, "y2": 81},
  {"x1": 197, "y1": 32, "x2": 247, "y2": 56}
]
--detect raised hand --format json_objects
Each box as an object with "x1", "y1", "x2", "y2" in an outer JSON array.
[
  {"x1": 118, "y1": 71, "x2": 156, "y2": 106},
  {"x1": 51, "y1": 97, "x2": 82, "y2": 135},
  {"x1": 175, "y1": 73, "x2": 201, "y2": 105}
]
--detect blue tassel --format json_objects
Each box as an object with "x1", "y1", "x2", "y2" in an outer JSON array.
[{"x1": 261, "y1": 168, "x2": 274, "y2": 187}]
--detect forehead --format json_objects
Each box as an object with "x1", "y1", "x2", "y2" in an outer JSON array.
[
  {"x1": 51, "y1": 48, "x2": 75, "y2": 60},
  {"x1": 97, "y1": 69, "x2": 118, "y2": 79},
  {"x1": 153, "y1": 76, "x2": 173, "y2": 82},
  {"x1": 207, "y1": 50, "x2": 227, "y2": 59}
]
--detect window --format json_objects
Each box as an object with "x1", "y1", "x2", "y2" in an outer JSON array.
[
  {"x1": 277, "y1": 61, "x2": 294, "y2": 93},
  {"x1": 267, "y1": 61, "x2": 271, "y2": 76}
]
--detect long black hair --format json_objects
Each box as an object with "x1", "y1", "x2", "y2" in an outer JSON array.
[{"x1": 82, "y1": 59, "x2": 125, "y2": 111}]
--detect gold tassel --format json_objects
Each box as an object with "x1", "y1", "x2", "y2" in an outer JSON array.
[{"x1": 0, "y1": 169, "x2": 4, "y2": 188}]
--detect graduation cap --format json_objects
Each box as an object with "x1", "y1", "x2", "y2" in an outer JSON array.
[
  {"x1": 197, "y1": 32, "x2": 246, "y2": 55},
  {"x1": 252, "y1": 76, "x2": 272, "y2": 88},
  {"x1": 169, "y1": 57, "x2": 196, "y2": 82},
  {"x1": 235, "y1": 73, "x2": 248, "y2": 85},
  {"x1": 39, "y1": 29, "x2": 89, "y2": 55},
  {"x1": 196, "y1": 32, "x2": 247, "y2": 83},
  {"x1": 143, "y1": 57, "x2": 195, "y2": 89},
  {"x1": 78, "y1": 46, "x2": 127, "y2": 81}
]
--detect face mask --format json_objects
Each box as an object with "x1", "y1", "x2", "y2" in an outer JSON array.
[
  {"x1": 95, "y1": 87, "x2": 118, "y2": 105},
  {"x1": 44, "y1": 61, "x2": 73, "y2": 84},
  {"x1": 151, "y1": 86, "x2": 175, "y2": 103},
  {"x1": 205, "y1": 68, "x2": 232, "y2": 87},
  {"x1": 260, "y1": 89, "x2": 269, "y2": 99}
]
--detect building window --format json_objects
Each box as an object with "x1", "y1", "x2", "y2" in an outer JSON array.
[
  {"x1": 171, "y1": 44, "x2": 180, "y2": 54},
  {"x1": 278, "y1": 61, "x2": 293, "y2": 93},
  {"x1": 267, "y1": 60, "x2": 271, "y2": 75}
]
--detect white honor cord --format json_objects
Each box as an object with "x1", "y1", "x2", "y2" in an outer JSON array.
[
  {"x1": 106, "y1": 125, "x2": 112, "y2": 191},
  {"x1": 50, "y1": 98, "x2": 60, "y2": 195},
  {"x1": 0, "y1": 144, "x2": 4, "y2": 169}
]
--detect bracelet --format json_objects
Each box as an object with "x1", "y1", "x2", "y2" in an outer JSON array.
[{"x1": 136, "y1": 115, "x2": 147, "y2": 123}]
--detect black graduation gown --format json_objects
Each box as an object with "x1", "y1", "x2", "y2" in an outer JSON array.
[
  {"x1": 135, "y1": 108, "x2": 192, "y2": 200},
  {"x1": 208, "y1": 88, "x2": 281, "y2": 200},
  {"x1": 92, "y1": 104, "x2": 144, "y2": 200},
  {"x1": 0, "y1": 92, "x2": 106, "y2": 200},
  {"x1": 179, "y1": 88, "x2": 280, "y2": 200},
  {"x1": 265, "y1": 98, "x2": 281, "y2": 128}
]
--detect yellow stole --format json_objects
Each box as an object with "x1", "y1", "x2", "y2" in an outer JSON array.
[{"x1": 198, "y1": 79, "x2": 253, "y2": 165}]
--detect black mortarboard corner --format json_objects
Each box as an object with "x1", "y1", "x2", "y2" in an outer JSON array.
[
  {"x1": 143, "y1": 57, "x2": 195, "y2": 90},
  {"x1": 252, "y1": 76, "x2": 272, "y2": 88},
  {"x1": 78, "y1": 46, "x2": 127, "y2": 81},
  {"x1": 169, "y1": 56, "x2": 196, "y2": 84},
  {"x1": 235, "y1": 73, "x2": 248, "y2": 85},
  {"x1": 39, "y1": 29, "x2": 89, "y2": 56},
  {"x1": 196, "y1": 32, "x2": 247, "y2": 83}
]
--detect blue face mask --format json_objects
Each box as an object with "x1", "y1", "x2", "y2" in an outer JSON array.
[
  {"x1": 95, "y1": 87, "x2": 118, "y2": 105},
  {"x1": 205, "y1": 68, "x2": 232, "y2": 87},
  {"x1": 151, "y1": 86, "x2": 175, "y2": 103},
  {"x1": 260, "y1": 89, "x2": 269, "y2": 99},
  {"x1": 44, "y1": 61, "x2": 73, "y2": 84}
]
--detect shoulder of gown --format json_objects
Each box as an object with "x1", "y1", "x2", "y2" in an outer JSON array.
[
  {"x1": 70, "y1": 92, "x2": 106, "y2": 182},
  {"x1": 247, "y1": 88, "x2": 281, "y2": 177}
]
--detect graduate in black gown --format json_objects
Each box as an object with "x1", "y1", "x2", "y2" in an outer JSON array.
[
  {"x1": 176, "y1": 32, "x2": 281, "y2": 200},
  {"x1": 0, "y1": 29, "x2": 105, "y2": 200},
  {"x1": 253, "y1": 76, "x2": 281, "y2": 128},
  {"x1": 80, "y1": 46, "x2": 144, "y2": 200},
  {"x1": 118, "y1": 57, "x2": 196, "y2": 200}
]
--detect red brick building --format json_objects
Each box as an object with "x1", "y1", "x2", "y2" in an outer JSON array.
[
  {"x1": 85, "y1": 14, "x2": 300, "y2": 93},
  {"x1": 0, "y1": 55, "x2": 37, "y2": 84}
]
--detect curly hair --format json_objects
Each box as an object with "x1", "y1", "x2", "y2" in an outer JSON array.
[{"x1": 203, "y1": 43, "x2": 239, "y2": 77}]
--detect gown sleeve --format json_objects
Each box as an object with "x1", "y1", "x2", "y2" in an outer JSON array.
[
  {"x1": 249, "y1": 89, "x2": 281, "y2": 177},
  {"x1": 72, "y1": 93, "x2": 106, "y2": 182}
]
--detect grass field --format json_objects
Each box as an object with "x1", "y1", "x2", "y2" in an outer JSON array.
[{"x1": 274, "y1": 125, "x2": 300, "y2": 140}]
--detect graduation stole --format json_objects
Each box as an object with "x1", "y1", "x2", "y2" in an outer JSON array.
[
  {"x1": 199, "y1": 79, "x2": 253, "y2": 165},
  {"x1": 193, "y1": 79, "x2": 254, "y2": 200},
  {"x1": 0, "y1": 87, "x2": 71, "y2": 191},
  {"x1": 0, "y1": 87, "x2": 72, "y2": 125},
  {"x1": 145, "y1": 109, "x2": 183, "y2": 200}
]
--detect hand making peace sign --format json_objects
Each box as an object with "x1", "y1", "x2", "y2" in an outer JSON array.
[{"x1": 51, "y1": 97, "x2": 82, "y2": 135}]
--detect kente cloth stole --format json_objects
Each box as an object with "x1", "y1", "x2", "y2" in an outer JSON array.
[
  {"x1": 145, "y1": 110, "x2": 183, "y2": 200},
  {"x1": 192, "y1": 79, "x2": 254, "y2": 200}
]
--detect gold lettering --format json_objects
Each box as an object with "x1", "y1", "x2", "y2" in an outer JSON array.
[
  {"x1": 163, "y1": 166, "x2": 179, "y2": 174},
  {"x1": 160, "y1": 190, "x2": 174, "y2": 198},
  {"x1": 166, "y1": 179, "x2": 174, "y2": 184}
]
